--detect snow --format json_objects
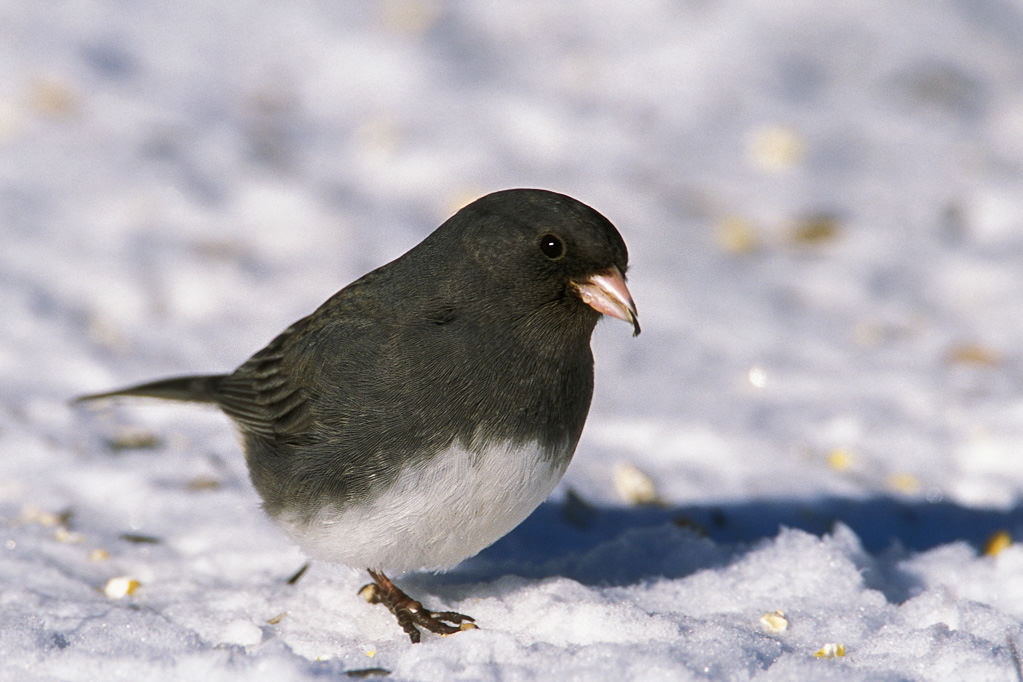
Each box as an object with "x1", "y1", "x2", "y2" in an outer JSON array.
[{"x1": 3, "y1": 1, "x2": 1023, "y2": 679}]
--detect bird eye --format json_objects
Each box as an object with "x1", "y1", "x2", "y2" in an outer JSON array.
[{"x1": 538, "y1": 233, "x2": 565, "y2": 260}]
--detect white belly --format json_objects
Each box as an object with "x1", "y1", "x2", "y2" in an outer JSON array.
[{"x1": 277, "y1": 440, "x2": 569, "y2": 573}]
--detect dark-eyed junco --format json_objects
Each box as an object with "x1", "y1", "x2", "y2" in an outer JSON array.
[{"x1": 77, "y1": 188, "x2": 639, "y2": 642}]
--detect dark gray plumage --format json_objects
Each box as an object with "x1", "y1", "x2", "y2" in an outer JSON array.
[{"x1": 77, "y1": 188, "x2": 639, "y2": 642}]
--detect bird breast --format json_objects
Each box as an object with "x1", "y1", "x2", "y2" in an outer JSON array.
[{"x1": 276, "y1": 438, "x2": 571, "y2": 573}]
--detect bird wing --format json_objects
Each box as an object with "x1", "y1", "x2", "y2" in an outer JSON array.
[{"x1": 215, "y1": 316, "x2": 321, "y2": 439}]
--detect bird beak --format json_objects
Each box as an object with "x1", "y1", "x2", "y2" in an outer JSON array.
[{"x1": 572, "y1": 266, "x2": 641, "y2": 336}]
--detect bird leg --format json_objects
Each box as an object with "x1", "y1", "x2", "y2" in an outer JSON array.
[{"x1": 359, "y1": 569, "x2": 476, "y2": 643}]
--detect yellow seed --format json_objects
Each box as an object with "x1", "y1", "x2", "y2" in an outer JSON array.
[
  {"x1": 29, "y1": 77, "x2": 79, "y2": 117},
  {"x1": 887, "y1": 472, "x2": 920, "y2": 494},
  {"x1": 715, "y1": 216, "x2": 759, "y2": 254},
  {"x1": 103, "y1": 576, "x2": 141, "y2": 599},
  {"x1": 760, "y1": 610, "x2": 788, "y2": 633},
  {"x1": 187, "y1": 476, "x2": 222, "y2": 491},
  {"x1": 789, "y1": 214, "x2": 840, "y2": 245},
  {"x1": 984, "y1": 530, "x2": 1012, "y2": 556},
  {"x1": 54, "y1": 527, "x2": 83, "y2": 544},
  {"x1": 946, "y1": 344, "x2": 1001, "y2": 367},
  {"x1": 748, "y1": 124, "x2": 806, "y2": 171},
  {"x1": 827, "y1": 449, "x2": 853, "y2": 472},
  {"x1": 105, "y1": 427, "x2": 161, "y2": 451},
  {"x1": 613, "y1": 462, "x2": 660, "y2": 505},
  {"x1": 814, "y1": 642, "x2": 846, "y2": 658},
  {"x1": 267, "y1": 612, "x2": 287, "y2": 625},
  {"x1": 88, "y1": 548, "x2": 110, "y2": 562},
  {"x1": 359, "y1": 583, "x2": 380, "y2": 604},
  {"x1": 21, "y1": 506, "x2": 61, "y2": 527}
]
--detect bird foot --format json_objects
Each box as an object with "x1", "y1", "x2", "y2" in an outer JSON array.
[{"x1": 360, "y1": 569, "x2": 477, "y2": 643}]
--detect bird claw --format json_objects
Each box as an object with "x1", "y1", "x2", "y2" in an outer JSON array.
[{"x1": 361, "y1": 570, "x2": 476, "y2": 643}]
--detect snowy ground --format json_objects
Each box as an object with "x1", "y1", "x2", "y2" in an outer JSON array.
[{"x1": 4, "y1": 1, "x2": 1023, "y2": 680}]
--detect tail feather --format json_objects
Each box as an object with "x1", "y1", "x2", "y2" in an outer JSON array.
[{"x1": 74, "y1": 374, "x2": 226, "y2": 404}]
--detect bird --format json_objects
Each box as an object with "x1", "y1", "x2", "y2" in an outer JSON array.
[{"x1": 76, "y1": 188, "x2": 640, "y2": 642}]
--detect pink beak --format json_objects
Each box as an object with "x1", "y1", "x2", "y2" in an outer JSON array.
[{"x1": 572, "y1": 266, "x2": 640, "y2": 336}]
